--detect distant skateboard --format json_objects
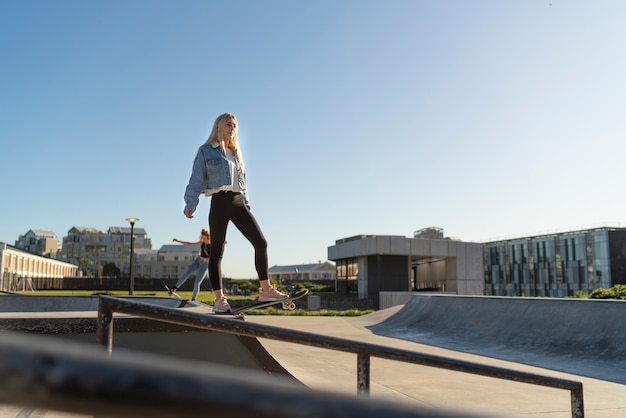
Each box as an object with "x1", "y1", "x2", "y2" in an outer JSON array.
[
  {"x1": 164, "y1": 285, "x2": 182, "y2": 299},
  {"x1": 217, "y1": 289, "x2": 310, "y2": 315}
]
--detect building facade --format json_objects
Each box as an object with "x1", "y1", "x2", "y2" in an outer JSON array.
[
  {"x1": 14, "y1": 229, "x2": 60, "y2": 257},
  {"x1": 268, "y1": 262, "x2": 336, "y2": 284},
  {"x1": 328, "y1": 232, "x2": 484, "y2": 299},
  {"x1": 0, "y1": 243, "x2": 78, "y2": 291},
  {"x1": 134, "y1": 245, "x2": 201, "y2": 280},
  {"x1": 59, "y1": 226, "x2": 152, "y2": 276},
  {"x1": 484, "y1": 227, "x2": 626, "y2": 297}
]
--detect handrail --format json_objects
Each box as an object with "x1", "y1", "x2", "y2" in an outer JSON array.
[
  {"x1": 97, "y1": 295, "x2": 584, "y2": 418},
  {"x1": 0, "y1": 331, "x2": 479, "y2": 418}
]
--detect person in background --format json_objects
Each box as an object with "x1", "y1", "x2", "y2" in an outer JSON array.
[
  {"x1": 166, "y1": 229, "x2": 211, "y2": 301},
  {"x1": 182, "y1": 112, "x2": 287, "y2": 312}
]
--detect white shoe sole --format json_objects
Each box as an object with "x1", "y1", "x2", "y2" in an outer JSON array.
[{"x1": 259, "y1": 296, "x2": 288, "y2": 302}]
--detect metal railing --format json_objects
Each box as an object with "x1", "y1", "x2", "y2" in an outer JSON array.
[
  {"x1": 0, "y1": 330, "x2": 479, "y2": 418},
  {"x1": 97, "y1": 295, "x2": 584, "y2": 418}
]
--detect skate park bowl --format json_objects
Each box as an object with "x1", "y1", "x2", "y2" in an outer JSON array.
[
  {"x1": 0, "y1": 293, "x2": 590, "y2": 417},
  {"x1": 368, "y1": 294, "x2": 626, "y2": 385}
]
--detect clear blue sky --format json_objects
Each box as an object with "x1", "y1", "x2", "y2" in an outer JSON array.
[{"x1": 2, "y1": 1, "x2": 626, "y2": 278}]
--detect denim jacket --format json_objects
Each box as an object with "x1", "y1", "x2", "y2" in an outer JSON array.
[{"x1": 184, "y1": 144, "x2": 249, "y2": 211}]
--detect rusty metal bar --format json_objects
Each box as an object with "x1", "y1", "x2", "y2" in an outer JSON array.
[
  {"x1": 357, "y1": 352, "x2": 370, "y2": 396},
  {"x1": 571, "y1": 384, "x2": 585, "y2": 418},
  {"x1": 97, "y1": 296, "x2": 584, "y2": 418},
  {"x1": 95, "y1": 297, "x2": 113, "y2": 354}
]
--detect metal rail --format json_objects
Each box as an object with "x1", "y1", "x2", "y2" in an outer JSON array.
[
  {"x1": 97, "y1": 295, "x2": 584, "y2": 417},
  {"x1": 0, "y1": 331, "x2": 480, "y2": 418}
]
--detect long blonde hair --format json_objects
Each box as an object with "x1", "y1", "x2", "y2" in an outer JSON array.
[{"x1": 204, "y1": 113, "x2": 244, "y2": 166}]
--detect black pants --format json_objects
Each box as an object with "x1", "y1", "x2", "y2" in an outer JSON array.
[{"x1": 208, "y1": 191, "x2": 268, "y2": 291}]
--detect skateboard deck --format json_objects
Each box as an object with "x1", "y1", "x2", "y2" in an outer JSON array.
[
  {"x1": 164, "y1": 284, "x2": 182, "y2": 299},
  {"x1": 217, "y1": 289, "x2": 310, "y2": 315}
]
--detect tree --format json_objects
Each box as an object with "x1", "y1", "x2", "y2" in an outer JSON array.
[
  {"x1": 102, "y1": 261, "x2": 120, "y2": 277},
  {"x1": 75, "y1": 256, "x2": 93, "y2": 276}
]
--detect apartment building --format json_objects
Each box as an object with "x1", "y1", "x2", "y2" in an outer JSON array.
[
  {"x1": 134, "y1": 245, "x2": 200, "y2": 280},
  {"x1": 14, "y1": 229, "x2": 60, "y2": 257},
  {"x1": 59, "y1": 226, "x2": 152, "y2": 276}
]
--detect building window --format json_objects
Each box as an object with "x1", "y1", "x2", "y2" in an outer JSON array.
[{"x1": 336, "y1": 258, "x2": 358, "y2": 293}]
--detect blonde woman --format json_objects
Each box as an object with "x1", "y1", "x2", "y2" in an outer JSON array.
[
  {"x1": 167, "y1": 229, "x2": 210, "y2": 301},
  {"x1": 183, "y1": 113, "x2": 287, "y2": 312}
]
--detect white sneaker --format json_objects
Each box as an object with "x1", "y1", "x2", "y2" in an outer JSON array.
[
  {"x1": 259, "y1": 285, "x2": 288, "y2": 302},
  {"x1": 213, "y1": 297, "x2": 231, "y2": 313}
]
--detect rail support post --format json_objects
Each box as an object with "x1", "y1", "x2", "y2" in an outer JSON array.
[
  {"x1": 96, "y1": 297, "x2": 114, "y2": 355},
  {"x1": 571, "y1": 384, "x2": 584, "y2": 418},
  {"x1": 357, "y1": 352, "x2": 370, "y2": 397}
]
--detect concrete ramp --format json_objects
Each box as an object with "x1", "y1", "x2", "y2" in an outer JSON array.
[
  {"x1": 368, "y1": 294, "x2": 626, "y2": 384},
  {"x1": 0, "y1": 295, "x2": 297, "y2": 379}
]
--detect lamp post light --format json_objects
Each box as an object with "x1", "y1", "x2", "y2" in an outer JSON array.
[{"x1": 125, "y1": 218, "x2": 139, "y2": 295}]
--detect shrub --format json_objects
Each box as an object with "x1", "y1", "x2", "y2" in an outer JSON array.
[{"x1": 589, "y1": 284, "x2": 626, "y2": 300}]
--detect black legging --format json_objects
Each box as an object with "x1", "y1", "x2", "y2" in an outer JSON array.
[{"x1": 208, "y1": 191, "x2": 268, "y2": 291}]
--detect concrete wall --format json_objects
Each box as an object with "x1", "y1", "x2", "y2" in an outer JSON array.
[
  {"x1": 379, "y1": 291, "x2": 414, "y2": 309},
  {"x1": 329, "y1": 235, "x2": 485, "y2": 298}
]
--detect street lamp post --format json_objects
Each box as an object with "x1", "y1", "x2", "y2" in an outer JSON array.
[{"x1": 125, "y1": 218, "x2": 139, "y2": 295}]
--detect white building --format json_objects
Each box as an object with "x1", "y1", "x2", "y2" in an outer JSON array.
[
  {"x1": 0, "y1": 242, "x2": 78, "y2": 291},
  {"x1": 268, "y1": 262, "x2": 336, "y2": 283},
  {"x1": 134, "y1": 245, "x2": 200, "y2": 280}
]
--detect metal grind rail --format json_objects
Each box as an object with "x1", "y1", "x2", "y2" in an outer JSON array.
[
  {"x1": 0, "y1": 331, "x2": 480, "y2": 418},
  {"x1": 97, "y1": 295, "x2": 584, "y2": 418}
]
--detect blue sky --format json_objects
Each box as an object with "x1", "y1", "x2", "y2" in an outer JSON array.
[{"x1": 2, "y1": 1, "x2": 626, "y2": 278}]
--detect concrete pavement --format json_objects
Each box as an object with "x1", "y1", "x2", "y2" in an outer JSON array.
[
  {"x1": 248, "y1": 306, "x2": 626, "y2": 418},
  {"x1": 2, "y1": 294, "x2": 626, "y2": 417}
]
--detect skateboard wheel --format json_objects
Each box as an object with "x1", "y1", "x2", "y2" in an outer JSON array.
[
  {"x1": 282, "y1": 301, "x2": 290, "y2": 309},
  {"x1": 288, "y1": 302, "x2": 296, "y2": 310}
]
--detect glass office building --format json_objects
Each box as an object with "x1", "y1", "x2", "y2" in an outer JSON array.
[{"x1": 484, "y1": 227, "x2": 626, "y2": 297}]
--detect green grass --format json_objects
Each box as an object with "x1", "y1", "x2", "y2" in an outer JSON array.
[{"x1": 244, "y1": 308, "x2": 374, "y2": 316}]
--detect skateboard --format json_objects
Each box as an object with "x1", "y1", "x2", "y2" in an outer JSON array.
[
  {"x1": 164, "y1": 284, "x2": 182, "y2": 298},
  {"x1": 217, "y1": 289, "x2": 310, "y2": 315}
]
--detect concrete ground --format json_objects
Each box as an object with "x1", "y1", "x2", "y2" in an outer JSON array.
[
  {"x1": 248, "y1": 309, "x2": 626, "y2": 418},
  {"x1": 1, "y1": 297, "x2": 625, "y2": 417}
]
